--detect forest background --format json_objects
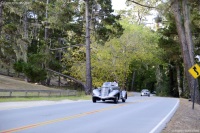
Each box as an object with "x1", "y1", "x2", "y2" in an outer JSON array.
[{"x1": 0, "y1": 0, "x2": 199, "y2": 104}]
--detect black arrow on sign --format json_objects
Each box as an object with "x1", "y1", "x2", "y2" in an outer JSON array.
[{"x1": 193, "y1": 66, "x2": 199, "y2": 75}]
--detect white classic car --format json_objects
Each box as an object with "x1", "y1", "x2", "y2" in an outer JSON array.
[{"x1": 92, "y1": 82, "x2": 127, "y2": 104}]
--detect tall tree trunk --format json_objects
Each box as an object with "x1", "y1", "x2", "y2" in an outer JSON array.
[
  {"x1": 23, "y1": 10, "x2": 28, "y2": 63},
  {"x1": 131, "y1": 71, "x2": 136, "y2": 91},
  {"x1": 0, "y1": 0, "x2": 3, "y2": 35},
  {"x1": 85, "y1": 0, "x2": 92, "y2": 94},
  {"x1": 169, "y1": 63, "x2": 174, "y2": 96},
  {"x1": 156, "y1": 65, "x2": 163, "y2": 94},
  {"x1": 182, "y1": 0, "x2": 200, "y2": 104},
  {"x1": 183, "y1": 67, "x2": 190, "y2": 98},
  {"x1": 23, "y1": 10, "x2": 28, "y2": 39},
  {"x1": 171, "y1": 0, "x2": 200, "y2": 104},
  {"x1": 176, "y1": 64, "x2": 182, "y2": 97}
]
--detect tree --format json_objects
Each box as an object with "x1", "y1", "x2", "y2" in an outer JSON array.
[
  {"x1": 157, "y1": 12, "x2": 183, "y2": 97},
  {"x1": 0, "y1": 0, "x2": 2, "y2": 35},
  {"x1": 121, "y1": 0, "x2": 157, "y2": 25},
  {"x1": 171, "y1": 0, "x2": 199, "y2": 104},
  {"x1": 0, "y1": 0, "x2": 123, "y2": 94},
  {"x1": 68, "y1": 20, "x2": 163, "y2": 91}
]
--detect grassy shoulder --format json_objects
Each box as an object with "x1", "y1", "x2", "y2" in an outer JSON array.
[
  {"x1": 0, "y1": 75, "x2": 92, "y2": 102},
  {"x1": 0, "y1": 94, "x2": 92, "y2": 102},
  {"x1": 0, "y1": 92, "x2": 133, "y2": 102}
]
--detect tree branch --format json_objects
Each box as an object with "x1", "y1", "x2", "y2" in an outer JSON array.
[
  {"x1": 46, "y1": 68, "x2": 86, "y2": 89},
  {"x1": 127, "y1": 0, "x2": 156, "y2": 8},
  {"x1": 50, "y1": 44, "x2": 85, "y2": 51}
]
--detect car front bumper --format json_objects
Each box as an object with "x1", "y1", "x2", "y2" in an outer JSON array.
[
  {"x1": 93, "y1": 95, "x2": 115, "y2": 100},
  {"x1": 141, "y1": 93, "x2": 150, "y2": 96}
]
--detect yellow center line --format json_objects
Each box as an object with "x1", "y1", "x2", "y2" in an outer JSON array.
[{"x1": 0, "y1": 98, "x2": 152, "y2": 133}]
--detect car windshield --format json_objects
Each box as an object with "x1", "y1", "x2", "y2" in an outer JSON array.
[
  {"x1": 102, "y1": 82, "x2": 112, "y2": 87},
  {"x1": 101, "y1": 87, "x2": 109, "y2": 90}
]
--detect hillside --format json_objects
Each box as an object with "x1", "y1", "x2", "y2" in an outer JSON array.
[{"x1": 0, "y1": 75, "x2": 57, "y2": 90}]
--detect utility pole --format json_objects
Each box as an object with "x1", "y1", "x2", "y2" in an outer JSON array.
[
  {"x1": 45, "y1": 0, "x2": 49, "y2": 40},
  {"x1": 85, "y1": 0, "x2": 92, "y2": 94},
  {"x1": 45, "y1": 0, "x2": 54, "y2": 86},
  {"x1": 0, "y1": 0, "x2": 3, "y2": 36}
]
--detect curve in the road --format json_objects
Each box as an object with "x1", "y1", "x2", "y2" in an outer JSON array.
[{"x1": 149, "y1": 99, "x2": 179, "y2": 133}]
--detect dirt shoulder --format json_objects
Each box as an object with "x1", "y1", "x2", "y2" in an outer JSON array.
[
  {"x1": 0, "y1": 100, "x2": 89, "y2": 110},
  {"x1": 0, "y1": 75, "x2": 59, "y2": 90},
  {"x1": 162, "y1": 98, "x2": 200, "y2": 133}
]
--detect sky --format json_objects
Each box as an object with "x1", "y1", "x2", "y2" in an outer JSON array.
[
  {"x1": 111, "y1": 0, "x2": 127, "y2": 10},
  {"x1": 111, "y1": 0, "x2": 157, "y2": 29}
]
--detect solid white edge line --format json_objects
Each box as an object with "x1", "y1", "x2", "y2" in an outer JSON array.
[{"x1": 149, "y1": 99, "x2": 180, "y2": 133}]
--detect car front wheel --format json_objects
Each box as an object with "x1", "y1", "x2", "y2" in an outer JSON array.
[
  {"x1": 92, "y1": 97, "x2": 96, "y2": 103},
  {"x1": 114, "y1": 96, "x2": 118, "y2": 104},
  {"x1": 122, "y1": 98, "x2": 126, "y2": 102}
]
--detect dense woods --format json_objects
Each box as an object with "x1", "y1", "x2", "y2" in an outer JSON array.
[{"x1": 0, "y1": 0, "x2": 199, "y2": 104}]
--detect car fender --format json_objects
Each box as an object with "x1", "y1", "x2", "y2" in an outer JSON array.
[
  {"x1": 121, "y1": 90, "x2": 127, "y2": 99},
  {"x1": 93, "y1": 89, "x2": 100, "y2": 96},
  {"x1": 109, "y1": 90, "x2": 120, "y2": 97}
]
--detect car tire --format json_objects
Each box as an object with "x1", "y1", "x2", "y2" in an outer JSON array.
[
  {"x1": 114, "y1": 96, "x2": 118, "y2": 104},
  {"x1": 92, "y1": 97, "x2": 96, "y2": 103},
  {"x1": 102, "y1": 99, "x2": 105, "y2": 102},
  {"x1": 122, "y1": 98, "x2": 126, "y2": 102}
]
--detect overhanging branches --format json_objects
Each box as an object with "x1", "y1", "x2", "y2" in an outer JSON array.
[{"x1": 127, "y1": 0, "x2": 156, "y2": 8}]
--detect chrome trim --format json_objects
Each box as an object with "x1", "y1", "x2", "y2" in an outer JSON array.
[{"x1": 101, "y1": 87, "x2": 109, "y2": 97}]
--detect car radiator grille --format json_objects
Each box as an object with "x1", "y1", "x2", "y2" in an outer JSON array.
[{"x1": 101, "y1": 88, "x2": 109, "y2": 96}]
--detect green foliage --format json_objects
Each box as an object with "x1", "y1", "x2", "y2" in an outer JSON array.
[
  {"x1": 3, "y1": 23, "x2": 17, "y2": 33},
  {"x1": 13, "y1": 58, "x2": 47, "y2": 83},
  {"x1": 28, "y1": 39, "x2": 42, "y2": 54},
  {"x1": 49, "y1": 60, "x2": 62, "y2": 71},
  {"x1": 4, "y1": 0, "x2": 196, "y2": 98},
  {"x1": 13, "y1": 59, "x2": 25, "y2": 73},
  {"x1": 67, "y1": 20, "x2": 164, "y2": 89},
  {"x1": 130, "y1": 65, "x2": 157, "y2": 92},
  {"x1": 23, "y1": 63, "x2": 47, "y2": 83},
  {"x1": 155, "y1": 65, "x2": 171, "y2": 97}
]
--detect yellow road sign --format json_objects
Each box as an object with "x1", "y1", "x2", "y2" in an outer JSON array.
[{"x1": 188, "y1": 64, "x2": 200, "y2": 78}]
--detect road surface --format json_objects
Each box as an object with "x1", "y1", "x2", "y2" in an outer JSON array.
[{"x1": 0, "y1": 95, "x2": 179, "y2": 133}]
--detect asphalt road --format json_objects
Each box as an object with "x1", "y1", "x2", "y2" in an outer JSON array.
[{"x1": 0, "y1": 95, "x2": 179, "y2": 133}]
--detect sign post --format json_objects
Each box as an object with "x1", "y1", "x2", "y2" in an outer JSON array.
[{"x1": 188, "y1": 64, "x2": 200, "y2": 109}]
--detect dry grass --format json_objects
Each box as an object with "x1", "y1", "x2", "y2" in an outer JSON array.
[
  {"x1": 162, "y1": 98, "x2": 200, "y2": 133},
  {"x1": 0, "y1": 75, "x2": 61, "y2": 90},
  {"x1": 0, "y1": 75, "x2": 90, "y2": 102}
]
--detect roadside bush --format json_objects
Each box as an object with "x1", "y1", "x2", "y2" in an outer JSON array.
[
  {"x1": 49, "y1": 60, "x2": 62, "y2": 71},
  {"x1": 13, "y1": 59, "x2": 25, "y2": 73},
  {"x1": 13, "y1": 60, "x2": 47, "y2": 83},
  {"x1": 23, "y1": 64, "x2": 47, "y2": 83}
]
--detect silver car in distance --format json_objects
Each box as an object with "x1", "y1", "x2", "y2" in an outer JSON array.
[
  {"x1": 141, "y1": 89, "x2": 150, "y2": 97},
  {"x1": 92, "y1": 82, "x2": 127, "y2": 104}
]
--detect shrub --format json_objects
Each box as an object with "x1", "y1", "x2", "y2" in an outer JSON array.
[
  {"x1": 23, "y1": 64, "x2": 47, "y2": 83},
  {"x1": 14, "y1": 60, "x2": 47, "y2": 83},
  {"x1": 13, "y1": 59, "x2": 26, "y2": 73}
]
